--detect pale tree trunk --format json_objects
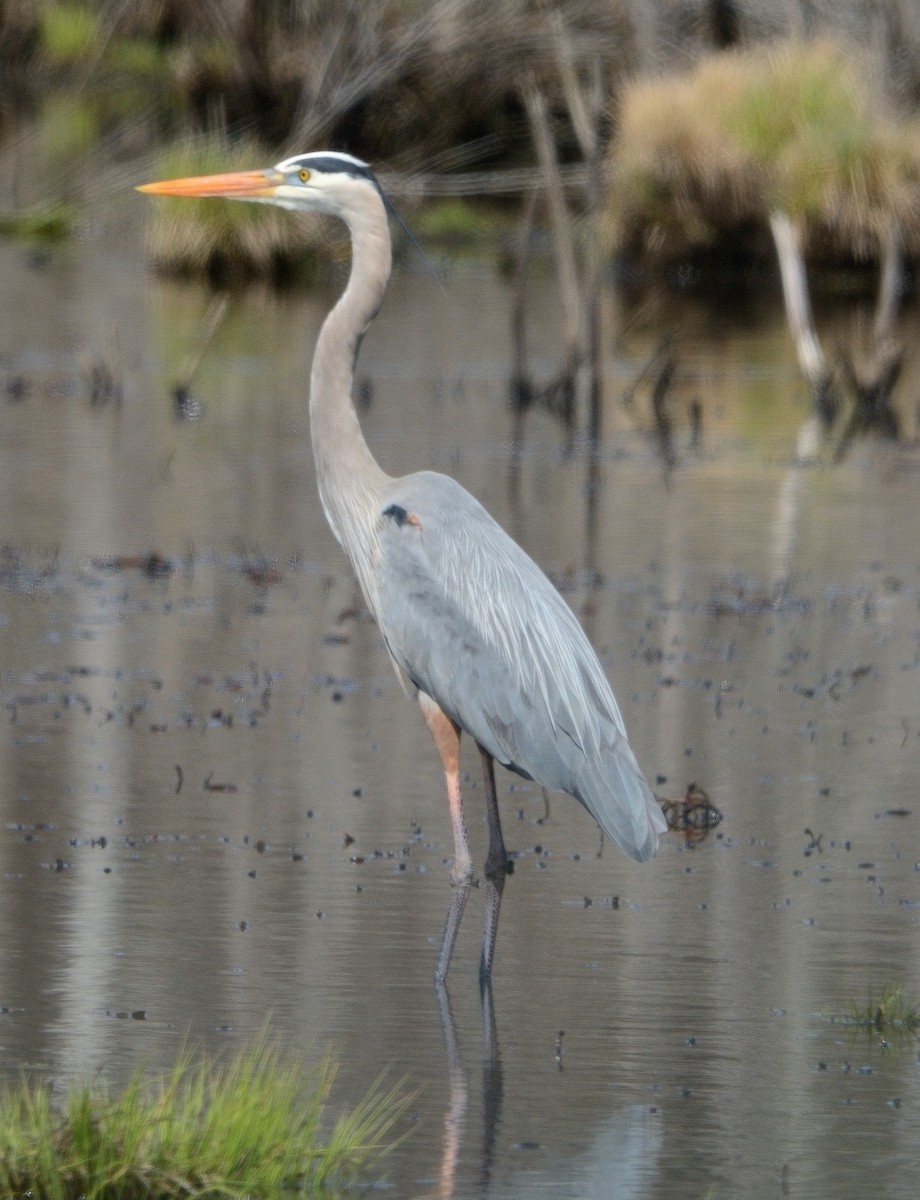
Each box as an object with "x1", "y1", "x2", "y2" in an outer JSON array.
[
  {"x1": 508, "y1": 190, "x2": 537, "y2": 419},
  {"x1": 873, "y1": 220, "x2": 903, "y2": 346},
  {"x1": 520, "y1": 80, "x2": 582, "y2": 344},
  {"x1": 521, "y1": 75, "x2": 583, "y2": 429},
  {"x1": 519, "y1": 17, "x2": 608, "y2": 442},
  {"x1": 768, "y1": 210, "x2": 837, "y2": 425},
  {"x1": 551, "y1": 12, "x2": 605, "y2": 446}
]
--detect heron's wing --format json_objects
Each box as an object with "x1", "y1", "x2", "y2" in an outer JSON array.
[{"x1": 374, "y1": 472, "x2": 664, "y2": 861}]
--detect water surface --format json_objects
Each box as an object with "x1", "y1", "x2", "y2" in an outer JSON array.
[{"x1": 1, "y1": 195, "x2": 919, "y2": 1198}]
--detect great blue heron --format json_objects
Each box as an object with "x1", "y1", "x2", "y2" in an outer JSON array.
[{"x1": 139, "y1": 151, "x2": 666, "y2": 985}]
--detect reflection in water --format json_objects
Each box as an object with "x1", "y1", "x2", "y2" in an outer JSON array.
[
  {"x1": 435, "y1": 984, "x2": 469, "y2": 1200},
  {"x1": 434, "y1": 982, "x2": 505, "y2": 1199},
  {"x1": 770, "y1": 415, "x2": 822, "y2": 577},
  {"x1": 434, "y1": 979, "x2": 667, "y2": 1200},
  {"x1": 478, "y1": 984, "x2": 503, "y2": 1194},
  {"x1": 576, "y1": 1108, "x2": 664, "y2": 1200}
]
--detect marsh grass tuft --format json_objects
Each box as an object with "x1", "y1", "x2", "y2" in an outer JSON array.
[
  {"x1": 850, "y1": 983, "x2": 920, "y2": 1034},
  {"x1": 609, "y1": 40, "x2": 920, "y2": 261},
  {"x1": 144, "y1": 138, "x2": 330, "y2": 284},
  {"x1": 0, "y1": 1030, "x2": 410, "y2": 1198}
]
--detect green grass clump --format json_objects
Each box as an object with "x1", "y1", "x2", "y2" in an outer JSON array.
[
  {"x1": 38, "y1": 92, "x2": 102, "y2": 161},
  {"x1": 0, "y1": 1031, "x2": 409, "y2": 1198},
  {"x1": 415, "y1": 197, "x2": 509, "y2": 242},
  {"x1": 0, "y1": 201, "x2": 73, "y2": 242},
  {"x1": 143, "y1": 138, "x2": 329, "y2": 284},
  {"x1": 40, "y1": 2, "x2": 103, "y2": 66},
  {"x1": 850, "y1": 983, "x2": 920, "y2": 1033},
  {"x1": 104, "y1": 34, "x2": 167, "y2": 77}
]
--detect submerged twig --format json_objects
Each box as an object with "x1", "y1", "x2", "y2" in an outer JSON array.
[{"x1": 172, "y1": 294, "x2": 230, "y2": 414}]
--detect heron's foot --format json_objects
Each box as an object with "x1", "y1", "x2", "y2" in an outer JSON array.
[
  {"x1": 450, "y1": 861, "x2": 474, "y2": 888},
  {"x1": 436, "y1": 871, "x2": 473, "y2": 984},
  {"x1": 483, "y1": 848, "x2": 511, "y2": 885}
]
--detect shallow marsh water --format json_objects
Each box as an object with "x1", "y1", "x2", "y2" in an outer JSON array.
[{"x1": 1, "y1": 197, "x2": 920, "y2": 1198}]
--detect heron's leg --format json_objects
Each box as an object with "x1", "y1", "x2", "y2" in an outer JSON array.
[
  {"x1": 478, "y1": 746, "x2": 509, "y2": 987},
  {"x1": 419, "y1": 693, "x2": 472, "y2": 882},
  {"x1": 419, "y1": 692, "x2": 472, "y2": 984}
]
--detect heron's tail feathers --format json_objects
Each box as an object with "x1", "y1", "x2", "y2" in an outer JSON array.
[{"x1": 575, "y1": 745, "x2": 666, "y2": 862}]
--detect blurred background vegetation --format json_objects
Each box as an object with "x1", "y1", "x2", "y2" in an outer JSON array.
[
  {"x1": 5, "y1": 0, "x2": 920, "y2": 270},
  {"x1": 6, "y1": 0, "x2": 920, "y2": 432}
]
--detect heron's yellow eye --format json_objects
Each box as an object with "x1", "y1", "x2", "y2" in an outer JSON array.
[{"x1": 298, "y1": 168, "x2": 310, "y2": 183}]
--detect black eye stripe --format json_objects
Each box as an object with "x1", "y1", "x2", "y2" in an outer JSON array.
[{"x1": 286, "y1": 154, "x2": 374, "y2": 183}]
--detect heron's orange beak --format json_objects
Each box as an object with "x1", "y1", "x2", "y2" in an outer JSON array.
[{"x1": 136, "y1": 169, "x2": 281, "y2": 199}]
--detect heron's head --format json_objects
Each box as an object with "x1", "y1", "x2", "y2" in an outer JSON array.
[{"x1": 137, "y1": 151, "x2": 382, "y2": 221}]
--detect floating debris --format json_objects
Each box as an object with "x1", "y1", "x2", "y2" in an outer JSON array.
[
  {"x1": 203, "y1": 773, "x2": 238, "y2": 794},
  {"x1": 0, "y1": 545, "x2": 60, "y2": 591},
  {"x1": 658, "y1": 783, "x2": 723, "y2": 844},
  {"x1": 242, "y1": 560, "x2": 283, "y2": 588},
  {"x1": 91, "y1": 552, "x2": 174, "y2": 578}
]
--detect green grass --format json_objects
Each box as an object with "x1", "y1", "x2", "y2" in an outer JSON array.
[
  {"x1": 850, "y1": 983, "x2": 920, "y2": 1033},
  {"x1": 38, "y1": 92, "x2": 102, "y2": 161},
  {"x1": 143, "y1": 138, "x2": 329, "y2": 284},
  {"x1": 39, "y1": 2, "x2": 102, "y2": 66},
  {"x1": 38, "y1": 0, "x2": 169, "y2": 82},
  {"x1": 0, "y1": 201, "x2": 72, "y2": 242},
  {"x1": 104, "y1": 34, "x2": 167, "y2": 77},
  {"x1": 0, "y1": 1031, "x2": 410, "y2": 1198},
  {"x1": 415, "y1": 197, "x2": 510, "y2": 242},
  {"x1": 728, "y1": 42, "x2": 861, "y2": 166}
]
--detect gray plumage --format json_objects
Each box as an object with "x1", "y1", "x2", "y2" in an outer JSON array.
[{"x1": 139, "y1": 149, "x2": 664, "y2": 983}]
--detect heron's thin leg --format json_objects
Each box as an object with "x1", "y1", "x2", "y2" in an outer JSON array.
[
  {"x1": 478, "y1": 746, "x2": 508, "y2": 988},
  {"x1": 419, "y1": 694, "x2": 472, "y2": 882},
  {"x1": 419, "y1": 692, "x2": 473, "y2": 983},
  {"x1": 436, "y1": 844, "x2": 472, "y2": 984}
]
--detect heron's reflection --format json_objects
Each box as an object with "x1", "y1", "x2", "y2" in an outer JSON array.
[
  {"x1": 433, "y1": 979, "x2": 503, "y2": 1199},
  {"x1": 430, "y1": 974, "x2": 666, "y2": 1199}
]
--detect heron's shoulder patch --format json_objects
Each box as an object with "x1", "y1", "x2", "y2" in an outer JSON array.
[{"x1": 382, "y1": 503, "x2": 422, "y2": 529}]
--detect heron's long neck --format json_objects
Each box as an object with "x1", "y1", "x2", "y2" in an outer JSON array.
[{"x1": 310, "y1": 190, "x2": 391, "y2": 590}]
